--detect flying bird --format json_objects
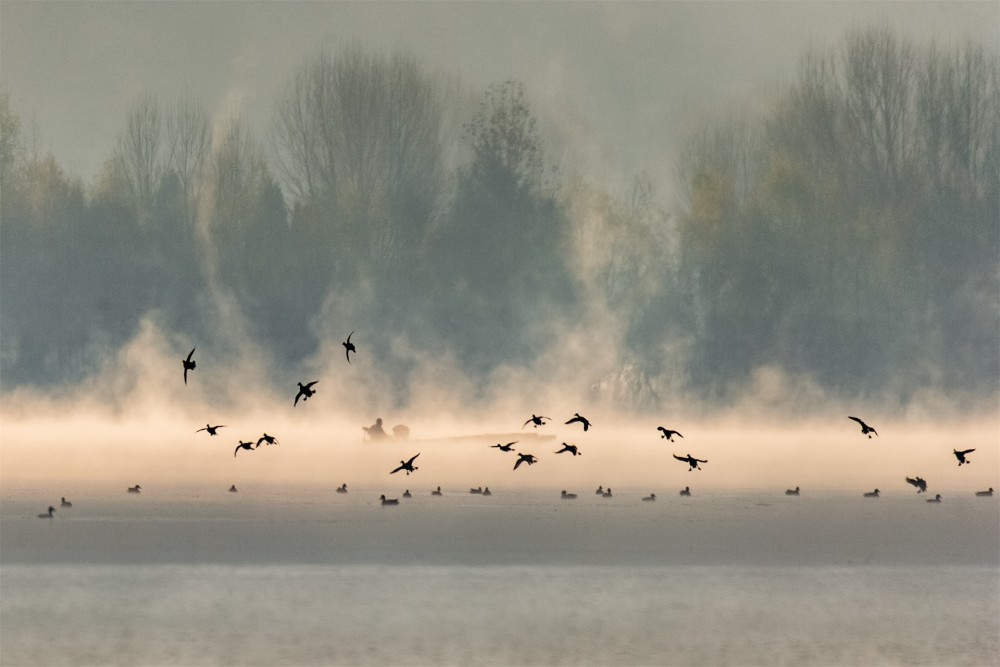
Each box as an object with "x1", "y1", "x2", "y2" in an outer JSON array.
[
  {"x1": 905, "y1": 476, "x2": 928, "y2": 494},
  {"x1": 848, "y1": 416, "x2": 878, "y2": 438},
  {"x1": 522, "y1": 415, "x2": 550, "y2": 429},
  {"x1": 196, "y1": 424, "x2": 225, "y2": 436},
  {"x1": 513, "y1": 453, "x2": 538, "y2": 470},
  {"x1": 294, "y1": 381, "x2": 318, "y2": 406},
  {"x1": 182, "y1": 348, "x2": 196, "y2": 385},
  {"x1": 390, "y1": 453, "x2": 420, "y2": 476},
  {"x1": 953, "y1": 448, "x2": 975, "y2": 466},
  {"x1": 657, "y1": 427, "x2": 683, "y2": 442},
  {"x1": 554, "y1": 442, "x2": 581, "y2": 456},
  {"x1": 673, "y1": 453, "x2": 707, "y2": 471},
  {"x1": 234, "y1": 440, "x2": 255, "y2": 458},
  {"x1": 565, "y1": 413, "x2": 591, "y2": 431},
  {"x1": 491, "y1": 441, "x2": 517, "y2": 452},
  {"x1": 256, "y1": 433, "x2": 279, "y2": 447},
  {"x1": 343, "y1": 331, "x2": 356, "y2": 364}
]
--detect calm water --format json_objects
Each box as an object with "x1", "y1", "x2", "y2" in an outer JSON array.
[{"x1": 2, "y1": 486, "x2": 998, "y2": 665}]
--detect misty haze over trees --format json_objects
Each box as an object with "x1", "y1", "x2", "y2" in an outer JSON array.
[{"x1": 2, "y1": 26, "x2": 997, "y2": 410}]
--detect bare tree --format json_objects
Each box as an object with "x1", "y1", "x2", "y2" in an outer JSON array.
[
  {"x1": 113, "y1": 94, "x2": 164, "y2": 220},
  {"x1": 165, "y1": 95, "x2": 211, "y2": 227}
]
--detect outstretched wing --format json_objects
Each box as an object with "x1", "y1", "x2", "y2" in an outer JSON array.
[
  {"x1": 957, "y1": 448, "x2": 976, "y2": 455},
  {"x1": 406, "y1": 453, "x2": 420, "y2": 466},
  {"x1": 905, "y1": 477, "x2": 918, "y2": 487},
  {"x1": 513, "y1": 458, "x2": 524, "y2": 470},
  {"x1": 673, "y1": 454, "x2": 688, "y2": 463},
  {"x1": 186, "y1": 347, "x2": 196, "y2": 362},
  {"x1": 294, "y1": 391, "x2": 302, "y2": 406},
  {"x1": 848, "y1": 416, "x2": 866, "y2": 428},
  {"x1": 390, "y1": 464, "x2": 403, "y2": 474},
  {"x1": 522, "y1": 418, "x2": 533, "y2": 428},
  {"x1": 196, "y1": 427, "x2": 207, "y2": 433}
]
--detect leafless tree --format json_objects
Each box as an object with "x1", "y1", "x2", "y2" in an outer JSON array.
[
  {"x1": 165, "y1": 95, "x2": 211, "y2": 227},
  {"x1": 113, "y1": 94, "x2": 164, "y2": 221}
]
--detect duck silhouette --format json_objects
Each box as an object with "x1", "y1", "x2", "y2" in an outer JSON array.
[
  {"x1": 975, "y1": 488, "x2": 994, "y2": 497},
  {"x1": 294, "y1": 381, "x2": 318, "y2": 406},
  {"x1": 228, "y1": 485, "x2": 238, "y2": 493},
  {"x1": 673, "y1": 453, "x2": 707, "y2": 471},
  {"x1": 522, "y1": 415, "x2": 550, "y2": 429},
  {"x1": 336, "y1": 484, "x2": 348, "y2": 494},
  {"x1": 905, "y1": 476, "x2": 928, "y2": 494},
  {"x1": 432, "y1": 486, "x2": 443, "y2": 496},
  {"x1": 379, "y1": 494, "x2": 399, "y2": 505},
  {"x1": 864, "y1": 488, "x2": 880, "y2": 497},
  {"x1": 679, "y1": 486, "x2": 692, "y2": 496},
  {"x1": 926, "y1": 494, "x2": 942, "y2": 503},
  {"x1": 182, "y1": 348, "x2": 196, "y2": 384},
  {"x1": 256, "y1": 433, "x2": 279, "y2": 447},
  {"x1": 642, "y1": 493, "x2": 657, "y2": 501},
  {"x1": 482, "y1": 487, "x2": 492, "y2": 496},
  {"x1": 560, "y1": 490, "x2": 577, "y2": 499},
  {"x1": 61, "y1": 497, "x2": 73, "y2": 507},
  {"x1": 491, "y1": 441, "x2": 517, "y2": 452},
  {"x1": 390, "y1": 453, "x2": 420, "y2": 476},
  {"x1": 513, "y1": 453, "x2": 538, "y2": 470},
  {"x1": 37, "y1": 506, "x2": 55, "y2": 518},
  {"x1": 343, "y1": 332, "x2": 356, "y2": 364},
  {"x1": 469, "y1": 486, "x2": 483, "y2": 494},
  {"x1": 565, "y1": 413, "x2": 591, "y2": 431},
  {"x1": 402, "y1": 489, "x2": 412, "y2": 498},
  {"x1": 595, "y1": 485, "x2": 604, "y2": 495},
  {"x1": 848, "y1": 416, "x2": 878, "y2": 438},
  {"x1": 127, "y1": 485, "x2": 141, "y2": 494},
  {"x1": 657, "y1": 427, "x2": 683, "y2": 442},
  {"x1": 234, "y1": 441, "x2": 255, "y2": 457},
  {"x1": 785, "y1": 486, "x2": 800, "y2": 496},
  {"x1": 196, "y1": 424, "x2": 225, "y2": 436},
  {"x1": 554, "y1": 443, "x2": 580, "y2": 456},
  {"x1": 602, "y1": 487, "x2": 613, "y2": 497},
  {"x1": 953, "y1": 448, "x2": 975, "y2": 466}
]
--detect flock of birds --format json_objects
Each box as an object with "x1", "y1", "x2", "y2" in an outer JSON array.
[{"x1": 36, "y1": 338, "x2": 996, "y2": 516}]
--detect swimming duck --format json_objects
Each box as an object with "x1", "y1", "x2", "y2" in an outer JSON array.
[
  {"x1": 595, "y1": 485, "x2": 604, "y2": 495},
  {"x1": 863, "y1": 489, "x2": 880, "y2": 497},
  {"x1": 37, "y1": 506, "x2": 55, "y2": 518},
  {"x1": 926, "y1": 494, "x2": 942, "y2": 503},
  {"x1": 469, "y1": 486, "x2": 483, "y2": 494},
  {"x1": 785, "y1": 487, "x2": 800, "y2": 496},
  {"x1": 975, "y1": 488, "x2": 994, "y2": 497},
  {"x1": 402, "y1": 489, "x2": 412, "y2": 498},
  {"x1": 679, "y1": 486, "x2": 691, "y2": 496},
  {"x1": 379, "y1": 494, "x2": 399, "y2": 505},
  {"x1": 228, "y1": 485, "x2": 238, "y2": 493},
  {"x1": 60, "y1": 497, "x2": 73, "y2": 507},
  {"x1": 336, "y1": 484, "x2": 348, "y2": 494},
  {"x1": 560, "y1": 490, "x2": 577, "y2": 499},
  {"x1": 127, "y1": 485, "x2": 142, "y2": 494},
  {"x1": 642, "y1": 493, "x2": 656, "y2": 501},
  {"x1": 482, "y1": 487, "x2": 492, "y2": 496},
  {"x1": 602, "y1": 488, "x2": 613, "y2": 497},
  {"x1": 431, "y1": 486, "x2": 443, "y2": 496}
]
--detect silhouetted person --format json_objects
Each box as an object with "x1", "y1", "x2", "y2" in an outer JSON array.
[
  {"x1": 849, "y1": 416, "x2": 878, "y2": 438},
  {"x1": 926, "y1": 494, "x2": 942, "y2": 503},
  {"x1": 905, "y1": 476, "x2": 928, "y2": 494},
  {"x1": 561, "y1": 490, "x2": 577, "y2": 499},
  {"x1": 953, "y1": 448, "x2": 975, "y2": 466},
  {"x1": 60, "y1": 497, "x2": 73, "y2": 507},
  {"x1": 555, "y1": 442, "x2": 580, "y2": 456},
  {"x1": 491, "y1": 441, "x2": 517, "y2": 452},
  {"x1": 363, "y1": 418, "x2": 388, "y2": 441},
  {"x1": 657, "y1": 427, "x2": 683, "y2": 441},
  {"x1": 785, "y1": 486, "x2": 800, "y2": 496},
  {"x1": 234, "y1": 440, "x2": 255, "y2": 457},
  {"x1": 975, "y1": 488, "x2": 994, "y2": 497},
  {"x1": 182, "y1": 348, "x2": 196, "y2": 385},
  {"x1": 127, "y1": 485, "x2": 141, "y2": 494},
  {"x1": 390, "y1": 453, "x2": 420, "y2": 476},
  {"x1": 379, "y1": 494, "x2": 399, "y2": 506},
  {"x1": 679, "y1": 486, "x2": 691, "y2": 496},
  {"x1": 565, "y1": 413, "x2": 592, "y2": 431},
  {"x1": 197, "y1": 424, "x2": 225, "y2": 436},
  {"x1": 864, "y1": 488, "x2": 880, "y2": 497},
  {"x1": 337, "y1": 484, "x2": 348, "y2": 494},
  {"x1": 343, "y1": 331, "x2": 356, "y2": 364},
  {"x1": 256, "y1": 433, "x2": 279, "y2": 447},
  {"x1": 674, "y1": 453, "x2": 707, "y2": 471},
  {"x1": 514, "y1": 453, "x2": 538, "y2": 470},
  {"x1": 37, "y1": 506, "x2": 55, "y2": 518},
  {"x1": 523, "y1": 415, "x2": 550, "y2": 428},
  {"x1": 642, "y1": 493, "x2": 656, "y2": 501},
  {"x1": 294, "y1": 381, "x2": 318, "y2": 406}
]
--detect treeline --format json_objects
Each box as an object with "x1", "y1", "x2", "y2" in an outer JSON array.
[{"x1": 1, "y1": 27, "x2": 997, "y2": 407}]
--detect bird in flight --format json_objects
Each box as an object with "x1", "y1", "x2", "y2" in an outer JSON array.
[
  {"x1": 565, "y1": 413, "x2": 591, "y2": 431},
  {"x1": 390, "y1": 453, "x2": 420, "y2": 476},
  {"x1": 514, "y1": 453, "x2": 538, "y2": 470},
  {"x1": 848, "y1": 416, "x2": 878, "y2": 438},
  {"x1": 953, "y1": 448, "x2": 975, "y2": 466},
  {"x1": 182, "y1": 348, "x2": 196, "y2": 385},
  {"x1": 554, "y1": 443, "x2": 581, "y2": 456},
  {"x1": 673, "y1": 453, "x2": 707, "y2": 471},
  {"x1": 905, "y1": 476, "x2": 928, "y2": 493},
  {"x1": 294, "y1": 381, "x2": 318, "y2": 406},
  {"x1": 234, "y1": 440, "x2": 255, "y2": 457},
  {"x1": 256, "y1": 433, "x2": 279, "y2": 447},
  {"x1": 523, "y1": 415, "x2": 550, "y2": 428},
  {"x1": 343, "y1": 332, "x2": 356, "y2": 364},
  {"x1": 657, "y1": 427, "x2": 683, "y2": 442},
  {"x1": 196, "y1": 424, "x2": 225, "y2": 436},
  {"x1": 491, "y1": 441, "x2": 517, "y2": 452}
]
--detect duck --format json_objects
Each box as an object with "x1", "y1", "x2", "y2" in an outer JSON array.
[
  {"x1": 926, "y1": 494, "x2": 942, "y2": 503},
  {"x1": 336, "y1": 484, "x2": 348, "y2": 494},
  {"x1": 402, "y1": 489, "x2": 412, "y2": 498},
  {"x1": 491, "y1": 441, "x2": 517, "y2": 452},
  {"x1": 642, "y1": 493, "x2": 656, "y2": 502},
  {"x1": 863, "y1": 489, "x2": 880, "y2": 497},
  {"x1": 905, "y1": 476, "x2": 928, "y2": 494},
  {"x1": 602, "y1": 488, "x2": 613, "y2": 498},
  {"x1": 974, "y1": 488, "x2": 994, "y2": 497},
  {"x1": 560, "y1": 490, "x2": 577, "y2": 499},
  {"x1": 60, "y1": 497, "x2": 73, "y2": 507},
  {"x1": 673, "y1": 453, "x2": 707, "y2": 471},
  {"x1": 565, "y1": 413, "x2": 592, "y2": 431},
  {"x1": 554, "y1": 443, "x2": 581, "y2": 456},
  {"x1": 482, "y1": 487, "x2": 492, "y2": 496},
  {"x1": 522, "y1": 414, "x2": 550, "y2": 428},
  {"x1": 256, "y1": 433, "x2": 279, "y2": 447},
  {"x1": 469, "y1": 486, "x2": 483, "y2": 494},
  {"x1": 379, "y1": 494, "x2": 399, "y2": 506},
  {"x1": 294, "y1": 380, "x2": 318, "y2": 406},
  {"x1": 513, "y1": 453, "x2": 537, "y2": 470},
  {"x1": 595, "y1": 485, "x2": 604, "y2": 495},
  {"x1": 679, "y1": 486, "x2": 691, "y2": 497},
  {"x1": 228, "y1": 485, "x2": 238, "y2": 493},
  {"x1": 342, "y1": 331, "x2": 356, "y2": 364},
  {"x1": 953, "y1": 448, "x2": 975, "y2": 466},
  {"x1": 182, "y1": 347, "x2": 196, "y2": 385},
  {"x1": 657, "y1": 427, "x2": 683, "y2": 442},
  {"x1": 196, "y1": 424, "x2": 225, "y2": 436},
  {"x1": 37, "y1": 506, "x2": 55, "y2": 518},
  {"x1": 785, "y1": 487, "x2": 800, "y2": 496},
  {"x1": 127, "y1": 485, "x2": 142, "y2": 494},
  {"x1": 431, "y1": 486, "x2": 443, "y2": 496},
  {"x1": 848, "y1": 416, "x2": 878, "y2": 438},
  {"x1": 234, "y1": 441, "x2": 255, "y2": 457},
  {"x1": 390, "y1": 453, "x2": 420, "y2": 476}
]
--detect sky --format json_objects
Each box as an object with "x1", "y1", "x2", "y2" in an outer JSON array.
[
  {"x1": 1, "y1": 1, "x2": 997, "y2": 489},
  {"x1": 2, "y1": 1, "x2": 997, "y2": 199}
]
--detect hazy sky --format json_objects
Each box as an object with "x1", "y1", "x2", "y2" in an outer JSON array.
[{"x1": 2, "y1": 1, "x2": 997, "y2": 196}]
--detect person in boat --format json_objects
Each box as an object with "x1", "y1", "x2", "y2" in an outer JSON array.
[{"x1": 363, "y1": 418, "x2": 389, "y2": 441}]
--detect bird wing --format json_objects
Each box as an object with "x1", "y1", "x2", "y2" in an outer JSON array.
[
  {"x1": 673, "y1": 454, "x2": 688, "y2": 462},
  {"x1": 234, "y1": 445, "x2": 241, "y2": 458},
  {"x1": 390, "y1": 464, "x2": 403, "y2": 474},
  {"x1": 513, "y1": 458, "x2": 524, "y2": 470},
  {"x1": 345, "y1": 346, "x2": 351, "y2": 364},
  {"x1": 294, "y1": 392, "x2": 301, "y2": 406},
  {"x1": 406, "y1": 453, "x2": 420, "y2": 465},
  {"x1": 306, "y1": 381, "x2": 318, "y2": 389},
  {"x1": 695, "y1": 457, "x2": 708, "y2": 463},
  {"x1": 256, "y1": 437, "x2": 265, "y2": 446},
  {"x1": 565, "y1": 417, "x2": 579, "y2": 425},
  {"x1": 848, "y1": 416, "x2": 866, "y2": 427},
  {"x1": 522, "y1": 418, "x2": 533, "y2": 428},
  {"x1": 957, "y1": 448, "x2": 976, "y2": 455},
  {"x1": 905, "y1": 477, "x2": 918, "y2": 487},
  {"x1": 347, "y1": 331, "x2": 354, "y2": 344},
  {"x1": 196, "y1": 427, "x2": 207, "y2": 433},
  {"x1": 186, "y1": 348, "x2": 195, "y2": 362},
  {"x1": 184, "y1": 367, "x2": 188, "y2": 384},
  {"x1": 675, "y1": 432, "x2": 684, "y2": 438}
]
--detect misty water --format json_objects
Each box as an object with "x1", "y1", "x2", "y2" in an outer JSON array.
[{"x1": 3, "y1": 485, "x2": 997, "y2": 666}]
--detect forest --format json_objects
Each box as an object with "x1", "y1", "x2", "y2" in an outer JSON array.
[{"x1": 1, "y1": 26, "x2": 997, "y2": 410}]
